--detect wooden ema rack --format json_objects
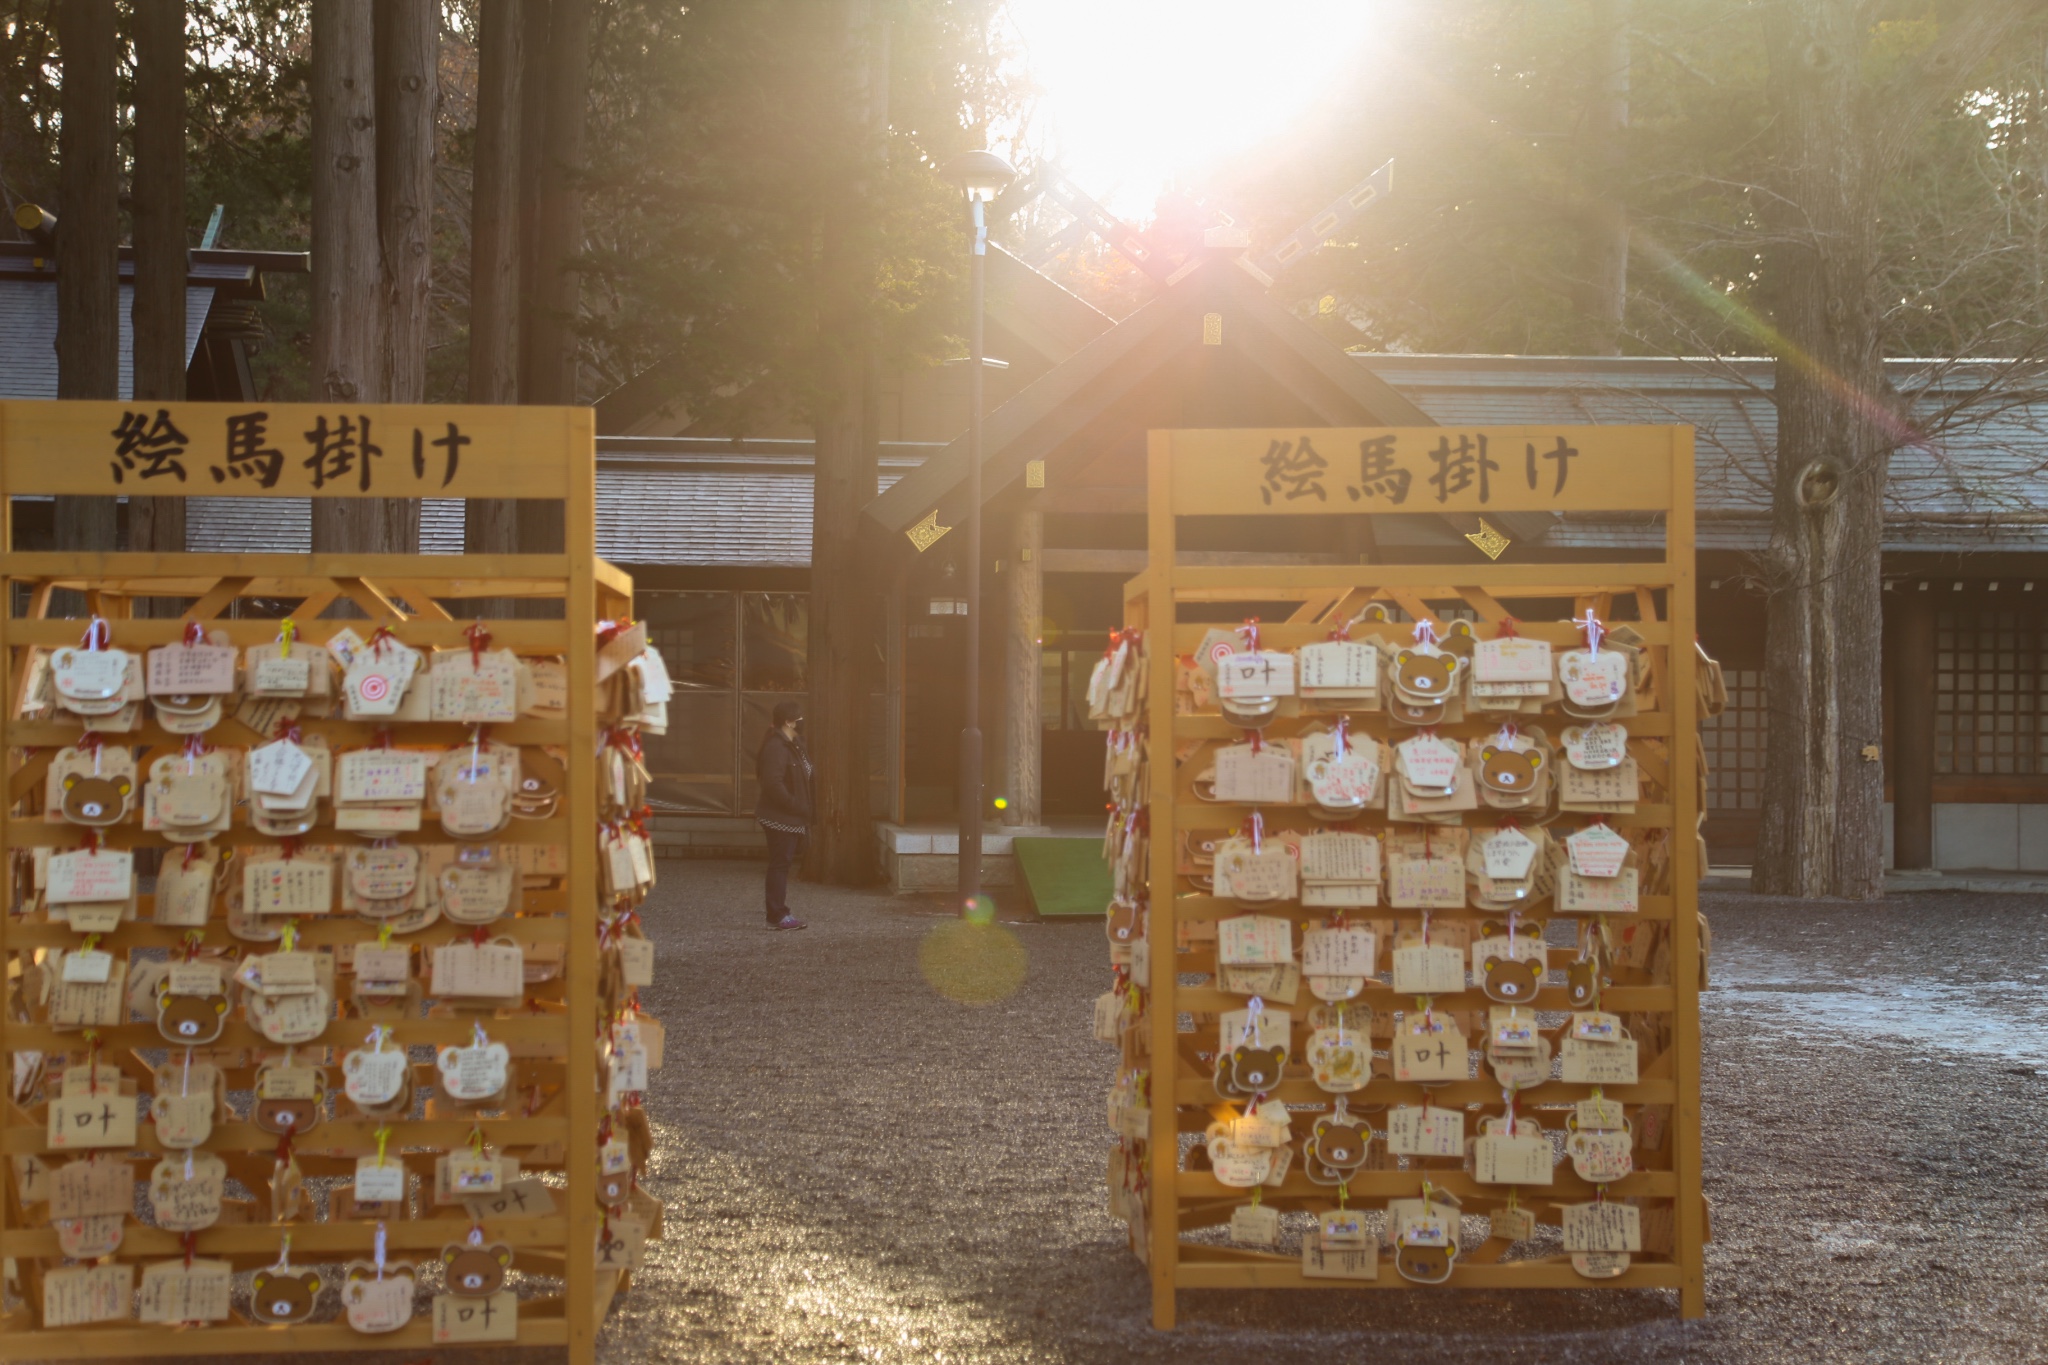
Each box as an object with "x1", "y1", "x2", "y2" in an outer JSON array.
[
  {"x1": 1124, "y1": 425, "x2": 1705, "y2": 1327},
  {"x1": 0, "y1": 401, "x2": 623, "y2": 1360}
]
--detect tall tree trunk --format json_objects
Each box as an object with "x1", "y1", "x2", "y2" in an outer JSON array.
[
  {"x1": 466, "y1": 0, "x2": 524, "y2": 563},
  {"x1": 517, "y1": 0, "x2": 593, "y2": 558},
  {"x1": 1576, "y1": 0, "x2": 1629, "y2": 355},
  {"x1": 310, "y1": 2, "x2": 409, "y2": 553},
  {"x1": 1753, "y1": 0, "x2": 1889, "y2": 900},
  {"x1": 376, "y1": 0, "x2": 435, "y2": 403},
  {"x1": 371, "y1": 0, "x2": 437, "y2": 555},
  {"x1": 54, "y1": 0, "x2": 119, "y2": 552},
  {"x1": 130, "y1": 0, "x2": 186, "y2": 562},
  {"x1": 803, "y1": 0, "x2": 883, "y2": 885},
  {"x1": 514, "y1": 0, "x2": 551, "y2": 404}
]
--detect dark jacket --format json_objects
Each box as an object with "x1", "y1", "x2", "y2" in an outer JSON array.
[{"x1": 754, "y1": 728, "x2": 813, "y2": 830}]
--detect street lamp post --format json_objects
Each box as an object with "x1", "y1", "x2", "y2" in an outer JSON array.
[{"x1": 946, "y1": 149, "x2": 1016, "y2": 912}]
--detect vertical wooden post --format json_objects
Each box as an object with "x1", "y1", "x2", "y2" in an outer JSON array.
[
  {"x1": 1003, "y1": 505, "x2": 1043, "y2": 826},
  {"x1": 1889, "y1": 588, "x2": 1935, "y2": 869},
  {"x1": 1666, "y1": 427, "x2": 1707, "y2": 1319},
  {"x1": 563, "y1": 405, "x2": 601, "y2": 1364},
  {"x1": 54, "y1": 0, "x2": 120, "y2": 553},
  {"x1": 130, "y1": 0, "x2": 188, "y2": 566},
  {"x1": 1143, "y1": 431, "x2": 1178, "y2": 1329}
]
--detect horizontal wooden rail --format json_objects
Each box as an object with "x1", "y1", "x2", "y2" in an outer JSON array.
[
  {"x1": 2, "y1": 1114, "x2": 568, "y2": 1158},
  {"x1": 5, "y1": 619, "x2": 574, "y2": 648},
  {"x1": 1, "y1": 1013, "x2": 571, "y2": 1063},
  {"x1": 8, "y1": 817, "x2": 567, "y2": 849},
  {"x1": 1168, "y1": 565, "x2": 1676, "y2": 592}
]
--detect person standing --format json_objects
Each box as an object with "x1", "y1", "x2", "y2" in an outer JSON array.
[{"x1": 755, "y1": 699, "x2": 812, "y2": 930}]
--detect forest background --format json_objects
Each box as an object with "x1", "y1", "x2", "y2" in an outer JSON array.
[{"x1": 4, "y1": 0, "x2": 2048, "y2": 896}]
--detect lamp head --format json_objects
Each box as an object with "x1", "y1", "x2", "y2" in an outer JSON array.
[{"x1": 946, "y1": 149, "x2": 1017, "y2": 203}]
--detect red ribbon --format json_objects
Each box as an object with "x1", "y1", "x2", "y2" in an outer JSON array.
[
  {"x1": 80, "y1": 618, "x2": 110, "y2": 650},
  {"x1": 464, "y1": 621, "x2": 492, "y2": 671},
  {"x1": 1495, "y1": 617, "x2": 1521, "y2": 639},
  {"x1": 182, "y1": 621, "x2": 207, "y2": 646},
  {"x1": 367, "y1": 625, "x2": 398, "y2": 658},
  {"x1": 75, "y1": 729, "x2": 105, "y2": 754},
  {"x1": 271, "y1": 717, "x2": 303, "y2": 745},
  {"x1": 595, "y1": 619, "x2": 633, "y2": 648},
  {"x1": 1237, "y1": 617, "x2": 1261, "y2": 652}
]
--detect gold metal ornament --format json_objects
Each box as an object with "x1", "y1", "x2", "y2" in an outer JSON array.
[
  {"x1": 906, "y1": 508, "x2": 953, "y2": 553},
  {"x1": 1464, "y1": 518, "x2": 1512, "y2": 561}
]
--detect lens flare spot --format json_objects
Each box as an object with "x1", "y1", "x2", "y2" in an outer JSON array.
[{"x1": 919, "y1": 914, "x2": 1026, "y2": 1005}]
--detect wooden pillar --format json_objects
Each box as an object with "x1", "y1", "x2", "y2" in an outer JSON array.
[
  {"x1": 1003, "y1": 507, "x2": 1043, "y2": 826},
  {"x1": 1890, "y1": 587, "x2": 1936, "y2": 869}
]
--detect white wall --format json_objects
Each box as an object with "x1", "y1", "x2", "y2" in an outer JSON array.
[{"x1": 1888, "y1": 803, "x2": 2048, "y2": 872}]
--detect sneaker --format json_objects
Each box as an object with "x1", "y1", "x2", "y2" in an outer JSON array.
[{"x1": 769, "y1": 914, "x2": 808, "y2": 931}]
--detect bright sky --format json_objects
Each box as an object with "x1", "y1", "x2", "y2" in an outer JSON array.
[{"x1": 1004, "y1": 1, "x2": 1380, "y2": 221}]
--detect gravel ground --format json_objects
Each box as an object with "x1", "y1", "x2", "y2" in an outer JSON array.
[
  {"x1": 20, "y1": 863, "x2": 2033, "y2": 1365},
  {"x1": 605, "y1": 863, "x2": 2048, "y2": 1365},
  {"x1": 29, "y1": 865, "x2": 2027, "y2": 1365}
]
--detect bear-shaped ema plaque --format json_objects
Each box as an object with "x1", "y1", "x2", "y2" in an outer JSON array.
[
  {"x1": 1482, "y1": 955, "x2": 1542, "y2": 1003},
  {"x1": 1477, "y1": 743, "x2": 1545, "y2": 794},
  {"x1": 441, "y1": 1240, "x2": 512, "y2": 1297},
  {"x1": 250, "y1": 1262, "x2": 322, "y2": 1325}
]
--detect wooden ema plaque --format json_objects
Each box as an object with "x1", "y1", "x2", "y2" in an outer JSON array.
[
  {"x1": 1117, "y1": 425, "x2": 1705, "y2": 1328},
  {"x1": 0, "y1": 401, "x2": 638, "y2": 1363}
]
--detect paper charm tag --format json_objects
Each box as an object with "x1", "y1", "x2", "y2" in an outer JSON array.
[
  {"x1": 344, "y1": 1042, "x2": 411, "y2": 1106},
  {"x1": 42, "y1": 1262, "x2": 136, "y2": 1326},
  {"x1": 1393, "y1": 1018, "x2": 1468, "y2": 1083},
  {"x1": 138, "y1": 1258, "x2": 233, "y2": 1324},
  {"x1": 146, "y1": 642, "x2": 237, "y2": 695},
  {"x1": 1228, "y1": 1202, "x2": 1281, "y2": 1246},
  {"x1": 1301, "y1": 926, "x2": 1374, "y2": 977},
  {"x1": 1491, "y1": 1203, "x2": 1538, "y2": 1243},
  {"x1": 345, "y1": 641, "x2": 421, "y2": 715},
  {"x1": 437, "y1": 1037, "x2": 511, "y2": 1101},
  {"x1": 1396, "y1": 734, "x2": 1461, "y2": 792},
  {"x1": 1559, "y1": 649, "x2": 1628, "y2": 706},
  {"x1": 244, "y1": 857, "x2": 334, "y2": 915},
  {"x1": 1482, "y1": 827, "x2": 1539, "y2": 880},
  {"x1": 248, "y1": 738, "x2": 315, "y2": 797},
  {"x1": 440, "y1": 860, "x2": 516, "y2": 923},
  {"x1": 1391, "y1": 943, "x2": 1465, "y2": 995},
  {"x1": 153, "y1": 851, "x2": 216, "y2": 926},
  {"x1": 342, "y1": 1264, "x2": 418, "y2": 1334},
  {"x1": 1473, "y1": 636, "x2": 1552, "y2": 684},
  {"x1": 1566, "y1": 824, "x2": 1631, "y2": 878},
  {"x1": 1216, "y1": 651, "x2": 1296, "y2": 699},
  {"x1": 1562, "y1": 1201, "x2": 1642, "y2": 1254},
  {"x1": 48, "y1": 848, "x2": 135, "y2": 903},
  {"x1": 433, "y1": 1289, "x2": 519, "y2": 1343},
  {"x1": 1564, "y1": 722, "x2": 1629, "y2": 770},
  {"x1": 53, "y1": 646, "x2": 130, "y2": 700},
  {"x1": 1386, "y1": 1103, "x2": 1464, "y2": 1157},
  {"x1": 354, "y1": 1154, "x2": 408, "y2": 1202},
  {"x1": 148, "y1": 1152, "x2": 227, "y2": 1232},
  {"x1": 1566, "y1": 1128, "x2": 1635, "y2": 1183},
  {"x1": 1217, "y1": 915, "x2": 1293, "y2": 966},
  {"x1": 1298, "y1": 639, "x2": 1378, "y2": 693},
  {"x1": 1473, "y1": 1129, "x2": 1554, "y2": 1185}
]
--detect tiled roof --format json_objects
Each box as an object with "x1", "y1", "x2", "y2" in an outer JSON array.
[
  {"x1": 184, "y1": 497, "x2": 466, "y2": 554},
  {"x1": 1366, "y1": 354, "x2": 2048, "y2": 551},
  {"x1": 0, "y1": 272, "x2": 222, "y2": 399}
]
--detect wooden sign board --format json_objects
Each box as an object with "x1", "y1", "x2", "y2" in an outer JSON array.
[
  {"x1": 0, "y1": 400, "x2": 586, "y2": 499},
  {"x1": 1120, "y1": 425, "x2": 1704, "y2": 1330},
  {"x1": 0, "y1": 399, "x2": 630, "y2": 1365},
  {"x1": 1165, "y1": 425, "x2": 1679, "y2": 516}
]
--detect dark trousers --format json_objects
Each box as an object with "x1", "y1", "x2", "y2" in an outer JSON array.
[{"x1": 763, "y1": 826, "x2": 803, "y2": 923}]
